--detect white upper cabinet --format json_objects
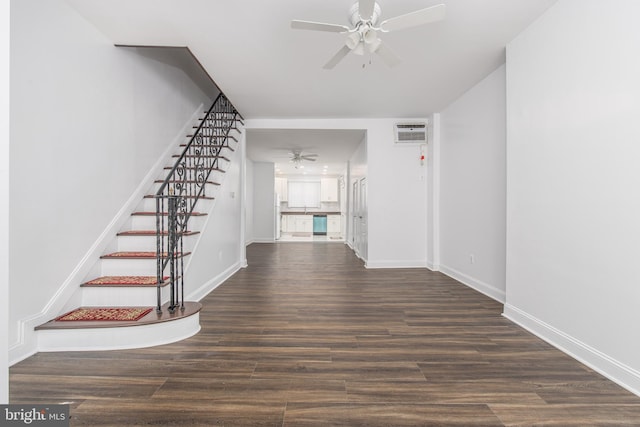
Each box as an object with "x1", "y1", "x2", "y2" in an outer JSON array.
[
  {"x1": 275, "y1": 177, "x2": 288, "y2": 201},
  {"x1": 320, "y1": 178, "x2": 338, "y2": 202}
]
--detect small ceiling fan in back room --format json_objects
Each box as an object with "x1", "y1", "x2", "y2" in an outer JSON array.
[
  {"x1": 290, "y1": 149, "x2": 318, "y2": 169},
  {"x1": 291, "y1": 0, "x2": 446, "y2": 69}
]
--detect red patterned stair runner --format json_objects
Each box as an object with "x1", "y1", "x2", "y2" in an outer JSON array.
[
  {"x1": 55, "y1": 307, "x2": 153, "y2": 322},
  {"x1": 83, "y1": 276, "x2": 169, "y2": 286}
]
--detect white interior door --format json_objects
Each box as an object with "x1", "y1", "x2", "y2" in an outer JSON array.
[
  {"x1": 352, "y1": 180, "x2": 360, "y2": 253},
  {"x1": 359, "y1": 178, "x2": 367, "y2": 259}
]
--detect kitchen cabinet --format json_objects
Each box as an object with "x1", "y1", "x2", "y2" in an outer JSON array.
[
  {"x1": 328, "y1": 215, "x2": 341, "y2": 234},
  {"x1": 296, "y1": 216, "x2": 313, "y2": 233},
  {"x1": 321, "y1": 178, "x2": 338, "y2": 202},
  {"x1": 280, "y1": 215, "x2": 290, "y2": 232},
  {"x1": 275, "y1": 177, "x2": 288, "y2": 202},
  {"x1": 281, "y1": 215, "x2": 313, "y2": 233}
]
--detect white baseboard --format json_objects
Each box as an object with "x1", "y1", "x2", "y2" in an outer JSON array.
[
  {"x1": 439, "y1": 264, "x2": 505, "y2": 303},
  {"x1": 503, "y1": 304, "x2": 640, "y2": 397},
  {"x1": 252, "y1": 238, "x2": 275, "y2": 243},
  {"x1": 365, "y1": 259, "x2": 428, "y2": 269},
  {"x1": 187, "y1": 261, "x2": 242, "y2": 302}
]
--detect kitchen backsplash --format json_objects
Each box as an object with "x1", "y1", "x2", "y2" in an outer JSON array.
[{"x1": 281, "y1": 201, "x2": 340, "y2": 213}]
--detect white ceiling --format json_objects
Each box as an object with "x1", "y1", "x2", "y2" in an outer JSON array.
[
  {"x1": 65, "y1": 0, "x2": 556, "y2": 174},
  {"x1": 247, "y1": 129, "x2": 365, "y2": 176}
]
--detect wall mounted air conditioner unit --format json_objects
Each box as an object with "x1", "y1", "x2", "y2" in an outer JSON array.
[{"x1": 394, "y1": 122, "x2": 428, "y2": 144}]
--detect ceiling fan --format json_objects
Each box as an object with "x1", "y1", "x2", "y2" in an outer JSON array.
[
  {"x1": 291, "y1": 0, "x2": 446, "y2": 69},
  {"x1": 290, "y1": 150, "x2": 318, "y2": 168}
]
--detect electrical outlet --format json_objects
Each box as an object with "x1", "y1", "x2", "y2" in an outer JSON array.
[{"x1": 469, "y1": 254, "x2": 475, "y2": 264}]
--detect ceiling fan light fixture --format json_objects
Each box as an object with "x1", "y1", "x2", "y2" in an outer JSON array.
[
  {"x1": 292, "y1": 1, "x2": 445, "y2": 69},
  {"x1": 353, "y1": 42, "x2": 365, "y2": 56},
  {"x1": 367, "y1": 37, "x2": 382, "y2": 53},
  {"x1": 345, "y1": 32, "x2": 361, "y2": 50},
  {"x1": 363, "y1": 28, "x2": 377, "y2": 44}
]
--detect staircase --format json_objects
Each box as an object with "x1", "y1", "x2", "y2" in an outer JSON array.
[{"x1": 35, "y1": 94, "x2": 243, "y2": 351}]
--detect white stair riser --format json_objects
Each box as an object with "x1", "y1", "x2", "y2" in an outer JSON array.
[
  {"x1": 100, "y1": 258, "x2": 157, "y2": 276},
  {"x1": 139, "y1": 197, "x2": 215, "y2": 213},
  {"x1": 116, "y1": 234, "x2": 198, "y2": 252},
  {"x1": 152, "y1": 176, "x2": 224, "y2": 192},
  {"x1": 157, "y1": 168, "x2": 226, "y2": 183},
  {"x1": 81, "y1": 285, "x2": 168, "y2": 306},
  {"x1": 100, "y1": 256, "x2": 190, "y2": 276},
  {"x1": 128, "y1": 214, "x2": 208, "y2": 231}
]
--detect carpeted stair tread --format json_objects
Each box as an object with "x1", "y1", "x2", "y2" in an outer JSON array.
[
  {"x1": 132, "y1": 211, "x2": 207, "y2": 217},
  {"x1": 187, "y1": 134, "x2": 238, "y2": 143},
  {"x1": 192, "y1": 125, "x2": 239, "y2": 130},
  {"x1": 143, "y1": 194, "x2": 215, "y2": 200},
  {"x1": 35, "y1": 302, "x2": 202, "y2": 330},
  {"x1": 117, "y1": 230, "x2": 199, "y2": 237},
  {"x1": 200, "y1": 115, "x2": 243, "y2": 125},
  {"x1": 164, "y1": 166, "x2": 225, "y2": 173},
  {"x1": 55, "y1": 307, "x2": 153, "y2": 322},
  {"x1": 171, "y1": 154, "x2": 230, "y2": 161},
  {"x1": 179, "y1": 143, "x2": 235, "y2": 152},
  {"x1": 100, "y1": 251, "x2": 191, "y2": 259},
  {"x1": 81, "y1": 276, "x2": 171, "y2": 287},
  {"x1": 154, "y1": 179, "x2": 220, "y2": 185}
]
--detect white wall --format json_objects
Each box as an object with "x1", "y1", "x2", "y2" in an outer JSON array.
[
  {"x1": 426, "y1": 113, "x2": 440, "y2": 270},
  {"x1": 505, "y1": 0, "x2": 640, "y2": 394},
  {"x1": 245, "y1": 158, "x2": 254, "y2": 244},
  {"x1": 1, "y1": 0, "x2": 9, "y2": 404},
  {"x1": 246, "y1": 118, "x2": 428, "y2": 268},
  {"x1": 439, "y1": 65, "x2": 506, "y2": 302},
  {"x1": 366, "y1": 120, "x2": 427, "y2": 268},
  {"x1": 347, "y1": 136, "x2": 367, "y2": 257},
  {"x1": 184, "y1": 144, "x2": 243, "y2": 301},
  {"x1": 10, "y1": 0, "x2": 211, "y2": 353},
  {"x1": 252, "y1": 162, "x2": 275, "y2": 242}
]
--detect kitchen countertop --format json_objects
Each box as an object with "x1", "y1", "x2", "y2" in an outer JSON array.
[{"x1": 281, "y1": 212, "x2": 341, "y2": 215}]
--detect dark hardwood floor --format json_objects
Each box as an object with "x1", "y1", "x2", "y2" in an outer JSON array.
[{"x1": 10, "y1": 243, "x2": 640, "y2": 426}]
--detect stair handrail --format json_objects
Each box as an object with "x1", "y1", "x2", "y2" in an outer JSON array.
[{"x1": 155, "y1": 93, "x2": 241, "y2": 313}]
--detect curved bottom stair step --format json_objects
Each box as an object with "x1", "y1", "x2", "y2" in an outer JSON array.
[
  {"x1": 34, "y1": 302, "x2": 202, "y2": 352},
  {"x1": 36, "y1": 302, "x2": 201, "y2": 330}
]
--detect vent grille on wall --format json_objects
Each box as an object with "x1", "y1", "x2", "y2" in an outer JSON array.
[{"x1": 394, "y1": 122, "x2": 427, "y2": 144}]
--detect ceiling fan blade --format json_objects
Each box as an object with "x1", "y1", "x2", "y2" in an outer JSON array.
[
  {"x1": 291, "y1": 20, "x2": 350, "y2": 33},
  {"x1": 380, "y1": 4, "x2": 446, "y2": 32},
  {"x1": 358, "y1": 0, "x2": 376, "y2": 21},
  {"x1": 323, "y1": 45, "x2": 352, "y2": 69},
  {"x1": 301, "y1": 157, "x2": 317, "y2": 161},
  {"x1": 375, "y1": 42, "x2": 401, "y2": 68}
]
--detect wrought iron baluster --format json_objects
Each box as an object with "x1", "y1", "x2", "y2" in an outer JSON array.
[{"x1": 155, "y1": 93, "x2": 242, "y2": 313}]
